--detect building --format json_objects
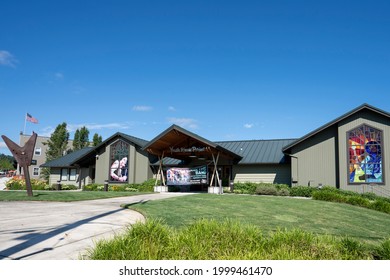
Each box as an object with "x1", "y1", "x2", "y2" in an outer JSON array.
[
  {"x1": 41, "y1": 103, "x2": 390, "y2": 197},
  {"x1": 18, "y1": 133, "x2": 74, "y2": 179}
]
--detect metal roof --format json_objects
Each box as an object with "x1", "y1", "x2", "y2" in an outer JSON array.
[
  {"x1": 41, "y1": 147, "x2": 94, "y2": 168},
  {"x1": 153, "y1": 138, "x2": 297, "y2": 165},
  {"x1": 282, "y1": 103, "x2": 390, "y2": 153},
  {"x1": 216, "y1": 139, "x2": 297, "y2": 164}
]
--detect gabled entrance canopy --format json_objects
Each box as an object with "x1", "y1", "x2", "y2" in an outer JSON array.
[
  {"x1": 144, "y1": 125, "x2": 242, "y2": 161},
  {"x1": 143, "y1": 125, "x2": 242, "y2": 191}
]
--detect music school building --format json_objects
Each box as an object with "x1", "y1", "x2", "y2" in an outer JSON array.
[{"x1": 41, "y1": 104, "x2": 390, "y2": 197}]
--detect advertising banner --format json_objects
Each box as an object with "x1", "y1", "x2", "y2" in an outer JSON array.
[{"x1": 167, "y1": 166, "x2": 208, "y2": 185}]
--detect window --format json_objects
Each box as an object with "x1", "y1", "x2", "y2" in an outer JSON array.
[
  {"x1": 109, "y1": 140, "x2": 129, "y2": 182},
  {"x1": 35, "y1": 147, "x2": 42, "y2": 156},
  {"x1": 33, "y1": 167, "x2": 40, "y2": 176},
  {"x1": 61, "y1": 169, "x2": 68, "y2": 181},
  {"x1": 69, "y1": 169, "x2": 77, "y2": 181},
  {"x1": 348, "y1": 124, "x2": 383, "y2": 184}
]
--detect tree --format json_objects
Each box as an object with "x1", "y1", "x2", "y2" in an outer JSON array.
[
  {"x1": 0, "y1": 154, "x2": 15, "y2": 170},
  {"x1": 73, "y1": 126, "x2": 90, "y2": 151},
  {"x1": 73, "y1": 129, "x2": 80, "y2": 151},
  {"x1": 44, "y1": 122, "x2": 70, "y2": 161},
  {"x1": 92, "y1": 133, "x2": 103, "y2": 146}
]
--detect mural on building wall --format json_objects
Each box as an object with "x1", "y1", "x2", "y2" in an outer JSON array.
[
  {"x1": 110, "y1": 140, "x2": 129, "y2": 182},
  {"x1": 348, "y1": 125, "x2": 383, "y2": 183}
]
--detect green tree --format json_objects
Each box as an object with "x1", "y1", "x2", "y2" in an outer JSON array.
[
  {"x1": 73, "y1": 126, "x2": 90, "y2": 151},
  {"x1": 73, "y1": 129, "x2": 80, "y2": 151},
  {"x1": 0, "y1": 154, "x2": 14, "y2": 170},
  {"x1": 92, "y1": 133, "x2": 103, "y2": 146},
  {"x1": 44, "y1": 122, "x2": 70, "y2": 161}
]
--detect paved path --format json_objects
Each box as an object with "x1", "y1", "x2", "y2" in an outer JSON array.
[{"x1": 0, "y1": 192, "x2": 194, "y2": 260}]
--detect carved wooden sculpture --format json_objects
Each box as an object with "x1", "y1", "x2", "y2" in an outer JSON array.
[{"x1": 1, "y1": 132, "x2": 37, "y2": 197}]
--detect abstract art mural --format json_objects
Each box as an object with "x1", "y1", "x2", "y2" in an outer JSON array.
[{"x1": 348, "y1": 124, "x2": 383, "y2": 184}]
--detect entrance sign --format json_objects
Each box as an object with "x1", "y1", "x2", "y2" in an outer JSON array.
[
  {"x1": 169, "y1": 146, "x2": 207, "y2": 154},
  {"x1": 167, "y1": 166, "x2": 208, "y2": 185}
]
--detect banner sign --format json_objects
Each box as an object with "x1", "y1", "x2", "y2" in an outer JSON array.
[{"x1": 167, "y1": 166, "x2": 208, "y2": 185}]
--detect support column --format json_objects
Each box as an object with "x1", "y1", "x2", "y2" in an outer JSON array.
[
  {"x1": 208, "y1": 152, "x2": 222, "y2": 194},
  {"x1": 154, "y1": 152, "x2": 168, "y2": 192}
]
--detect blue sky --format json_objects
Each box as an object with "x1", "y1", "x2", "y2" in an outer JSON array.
[{"x1": 1, "y1": 0, "x2": 390, "y2": 155}]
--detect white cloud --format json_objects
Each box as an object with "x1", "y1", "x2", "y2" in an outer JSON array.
[
  {"x1": 168, "y1": 106, "x2": 176, "y2": 111},
  {"x1": 0, "y1": 50, "x2": 17, "y2": 67},
  {"x1": 244, "y1": 123, "x2": 254, "y2": 129},
  {"x1": 0, "y1": 142, "x2": 7, "y2": 148},
  {"x1": 132, "y1": 105, "x2": 153, "y2": 112},
  {"x1": 68, "y1": 123, "x2": 130, "y2": 132},
  {"x1": 167, "y1": 117, "x2": 199, "y2": 129}
]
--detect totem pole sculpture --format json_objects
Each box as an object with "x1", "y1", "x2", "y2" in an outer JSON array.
[{"x1": 1, "y1": 132, "x2": 37, "y2": 197}]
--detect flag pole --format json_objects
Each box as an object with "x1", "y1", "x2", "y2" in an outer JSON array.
[{"x1": 23, "y1": 112, "x2": 27, "y2": 135}]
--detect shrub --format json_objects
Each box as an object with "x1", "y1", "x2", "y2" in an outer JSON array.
[
  {"x1": 370, "y1": 199, "x2": 390, "y2": 214},
  {"x1": 6, "y1": 178, "x2": 48, "y2": 190},
  {"x1": 233, "y1": 182, "x2": 258, "y2": 194},
  {"x1": 312, "y1": 189, "x2": 346, "y2": 203},
  {"x1": 110, "y1": 185, "x2": 126, "y2": 192},
  {"x1": 255, "y1": 185, "x2": 278, "y2": 196},
  {"x1": 289, "y1": 186, "x2": 315, "y2": 197},
  {"x1": 83, "y1": 184, "x2": 103, "y2": 191},
  {"x1": 277, "y1": 188, "x2": 290, "y2": 196}
]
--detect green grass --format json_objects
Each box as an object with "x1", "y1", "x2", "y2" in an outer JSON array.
[
  {"x1": 88, "y1": 219, "x2": 389, "y2": 260},
  {"x1": 0, "y1": 190, "x2": 152, "y2": 202},
  {"x1": 128, "y1": 193, "x2": 390, "y2": 245}
]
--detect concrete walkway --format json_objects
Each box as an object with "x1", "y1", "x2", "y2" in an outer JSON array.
[{"x1": 0, "y1": 192, "x2": 194, "y2": 260}]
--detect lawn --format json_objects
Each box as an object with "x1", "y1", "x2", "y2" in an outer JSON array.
[
  {"x1": 0, "y1": 190, "x2": 152, "y2": 202},
  {"x1": 128, "y1": 193, "x2": 390, "y2": 245}
]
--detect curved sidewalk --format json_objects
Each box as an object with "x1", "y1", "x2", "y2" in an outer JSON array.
[{"x1": 0, "y1": 192, "x2": 193, "y2": 260}]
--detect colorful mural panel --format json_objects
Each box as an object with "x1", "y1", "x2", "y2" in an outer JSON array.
[
  {"x1": 348, "y1": 125, "x2": 383, "y2": 184},
  {"x1": 109, "y1": 140, "x2": 129, "y2": 182}
]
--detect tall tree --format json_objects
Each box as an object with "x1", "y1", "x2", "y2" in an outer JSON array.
[
  {"x1": 79, "y1": 126, "x2": 90, "y2": 149},
  {"x1": 73, "y1": 129, "x2": 80, "y2": 151},
  {"x1": 92, "y1": 133, "x2": 103, "y2": 146},
  {"x1": 73, "y1": 126, "x2": 90, "y2": 151},
  {"x1": 44, "y1": 122, "x2": 70, "y2": 161}
]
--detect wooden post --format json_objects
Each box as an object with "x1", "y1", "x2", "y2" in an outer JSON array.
[{"x1": 210, "y1": 152, "x2": 222, "y2": 194}]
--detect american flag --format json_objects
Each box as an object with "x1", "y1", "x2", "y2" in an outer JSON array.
[{"x1": 26, "y1": 113, "x2": 38, "y2": 124}]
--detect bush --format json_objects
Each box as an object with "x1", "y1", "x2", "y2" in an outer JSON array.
[
  {"x1": 233, "y1": 182, "x2": 258, "y2": 194},
  {"x1": 370, "y1": 199, "x2": 390, "y2": 214},
  {"x1": 6, "y1": 178, "x2": 48, "y2": 190},
  {"x1": 313, "y1": 187, "x2": 390, "y2": 215},
  {"x1": 277, "y1": 188, "x2": 290, "y2": 196},
  {"x1": 83, "y1": 184, "x2": 103, "y2": 191},
  {"x1": 255, "y1": 185, "x2": 278, "y2": 196},
  {"x1": 312, "y1": 189, "x2": 346, "y2": 203},
  {"x1": 289, "y1": 186, "x2": 315, "y2": 197}
]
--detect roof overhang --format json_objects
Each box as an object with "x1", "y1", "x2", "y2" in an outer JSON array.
[
  {"x1": 283, "y1": 103, "x2": 390, "y2": 154},
  {"x1": 143, "y1": 125, "x2": 242, "y2": 162}
]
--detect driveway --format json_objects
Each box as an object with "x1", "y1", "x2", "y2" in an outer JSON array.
[{"x1": 0, "y1": 192, "x2": 194, "y2": 260}]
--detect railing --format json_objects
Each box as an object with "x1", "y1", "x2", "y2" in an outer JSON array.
[{"x1": 362, "y1": 184, "x2": 390, "y2": 198}]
